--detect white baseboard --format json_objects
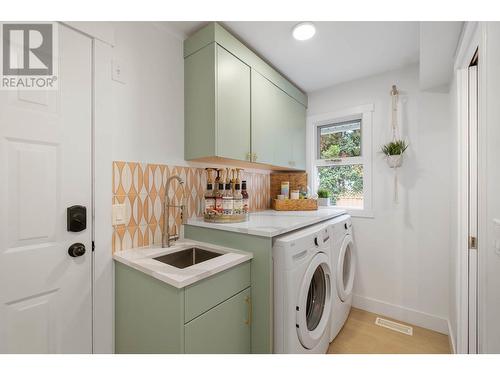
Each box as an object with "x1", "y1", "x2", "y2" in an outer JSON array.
[
  {"x1": 352, "y1": 294, "x2": 449, "y2": 335},
  {"x1": 447, "y1": 320, "x2": 456, "y2": 353}
]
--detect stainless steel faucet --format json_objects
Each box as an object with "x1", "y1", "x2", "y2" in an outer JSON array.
[{"x1": 162, "y1": 175, "x2": 186, "y2": 248}]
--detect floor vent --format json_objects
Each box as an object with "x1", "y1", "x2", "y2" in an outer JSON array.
[{"x1": 375, "y1": 317, "x2": 413, "y2": 336}]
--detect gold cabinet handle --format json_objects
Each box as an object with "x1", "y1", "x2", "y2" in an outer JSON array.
[
  {"x1": 244, "y1": 295, "x2": 252, "y2": 325},
  {"x1": 246, "y1": 152, "x2": 252, "y2": 161},
  {"x1": 252, "y1": 153, "x2": 257, "y2": 162}
]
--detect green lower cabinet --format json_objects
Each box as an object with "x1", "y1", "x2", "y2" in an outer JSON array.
[
  {"x1": 184, "y1": 226, "x2": 273, "y2": 354},
  {"x1": 185, "y1": 288, "x2": 251, "y2": 353},
  {"x1": 115, "y1": 261, "x2": 252, "y2": 354}
]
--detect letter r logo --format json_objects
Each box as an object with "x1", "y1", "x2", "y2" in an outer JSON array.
[{"x1": 2, "y1": 23, "x2": 53, "y2": 76}]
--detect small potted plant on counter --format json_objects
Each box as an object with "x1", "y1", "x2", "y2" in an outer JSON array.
[
  {"x1": 381, "y1": 139, "x2": 408, "y2": 168},
  {"x1": 317, "y1": 188, "x2": 331, "y2": 207}
]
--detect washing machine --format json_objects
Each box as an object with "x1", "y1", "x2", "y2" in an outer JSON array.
[
  {"x1": 329, "y1": 214, "x2": 356, "y2": 342},
  {"x1": 273, "y1": 220, "x2": 334, "y2": 354}
]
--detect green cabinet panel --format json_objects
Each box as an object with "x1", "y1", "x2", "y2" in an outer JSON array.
[
  {"x1": 184, "y1": 43, "x2": 250, "y2": 162},
  {"x1": 251, "y1": 70, "x2": 280, "y2": 166},
  {"x1": 287, "y1": 94, "x2": 307, "y2": 170},
  {"x1": 252, "y1": 70, "x2": 306, "y2": 169},
  {"x1": 184, "y1": 288, "x2": 251, "y2": 354},
  {"x1": 185, "y1": 261, "x2": 251, "y2": 322},
  {"x1": 184, "y1": 23, "x2": 308, "y2": 170},
  {"x1": 184, "y1": 44, "x2": 216, "y2": 160},
  {"x1": 216, "y1": 45, "x2": 251, "y2": 161},
  {"x1": 184, "y1": 225, "x2": 273, "y2": 354},
  {"x1": 115, "y1": 262, "x2": 184, "y2": 354},
  {"x1": 184, "y1": 22, "x2": 308, "y2": 107},
  {"x1": 115, "y1": 260, "x2": 252, "y2": 354}
]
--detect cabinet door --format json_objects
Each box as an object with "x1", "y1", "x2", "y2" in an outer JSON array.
[
  {"x1": 184, "y1": 287, "x2": 251, "y2": 353},
  {"x1": 289, "y1": 97, "x2": 306, "y2": 169},
  {"x1": 217, "y1": 45, "x2": 251, "y2": 161},
  {"x1": 273, "y1": 90, "x2": 295, "y2": 168},
  {"x1": 251, "y1": 70, "x2": 278, "y2": 165},
  {"x1": 252, "y1": 70, "x2": 306, "y2": 169}
]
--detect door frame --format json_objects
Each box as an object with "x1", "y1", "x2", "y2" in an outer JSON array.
[
  {"x1": 60, "y1": 22, "x2": 115, "y2": 354},
  {"x1": 455, "y1": 21, "x2": 488, "y2": 354}
]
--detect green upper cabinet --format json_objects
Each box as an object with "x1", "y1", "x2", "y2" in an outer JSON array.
[
  {"x1": 252, "y1": 70, "x2": 306, "y2": 169},
  {"x1": 250, "y1": 71, "x2": 278, "y2": 166},
  {"x1": 184, "y1": 22, "x2": 308, "y2": 170},
  {"x1": 185, "y1": 43, "x2": 250, "y2": 161},
  {"x1": 217, "y1": 46, "x2": 251, "y2": 161}
]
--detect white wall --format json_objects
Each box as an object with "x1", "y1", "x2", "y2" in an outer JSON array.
[
  {"x1": 307, "y1": 65, "x2": 452, "y2": 333},
  {"x1": 479, "y1": 21, "x2": 500, "y2": 354},
  {"x1": 111, "y1": 22, "x2": 185, "y2": 165}
]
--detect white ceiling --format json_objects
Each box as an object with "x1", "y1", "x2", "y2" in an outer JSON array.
[{"x1": 164, "y1": 21, "x2": 421, "y2": 93}]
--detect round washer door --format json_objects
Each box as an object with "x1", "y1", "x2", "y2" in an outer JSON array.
[
  {"x1": 336, "y1": 234, "x2": 356, "y2": 302},
  {"x1": 296, "y1": 252, "x2": 332, "y2": 349}
]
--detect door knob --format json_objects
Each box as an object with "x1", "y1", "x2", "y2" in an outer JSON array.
[{"x1": 68, "y1": 243, "x2": 86, "y2": 257}]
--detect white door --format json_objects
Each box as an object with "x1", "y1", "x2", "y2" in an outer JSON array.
[
  {"x1": 467, "y1": 64, "x2": 478, "y2": 354},
  {"x1": 0, "y1": 24, "x2": 93, "y2": 353}
]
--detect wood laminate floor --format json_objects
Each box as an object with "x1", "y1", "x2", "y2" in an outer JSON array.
[{"x1": 328, "y1": 308, "x2": 451, "y2": 354}]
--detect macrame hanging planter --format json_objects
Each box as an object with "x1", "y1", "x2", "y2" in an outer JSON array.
[{"x1": 382, "y1": 85, "x2": 408, "y2": 204}]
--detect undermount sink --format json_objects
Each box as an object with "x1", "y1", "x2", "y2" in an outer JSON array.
[{"x1": 153, "y1": 247, "x2": 223, "y2": 269}]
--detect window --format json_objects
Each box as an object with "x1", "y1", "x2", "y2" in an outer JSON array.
[{"x1": 307, "y1": 104, "x2": 373, "y2": 217}]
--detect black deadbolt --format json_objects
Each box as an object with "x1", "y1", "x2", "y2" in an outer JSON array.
[
  {"x1": 68, "y1": 243, "x2": 86, "y2": 257},
  {"x1": 67, "y1": 205, "x2": 86, "y2": 232}
]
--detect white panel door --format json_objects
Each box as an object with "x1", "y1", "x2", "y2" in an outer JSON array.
[{"x1": 0, "y1": 24, "x2": 92, "y2": 353}]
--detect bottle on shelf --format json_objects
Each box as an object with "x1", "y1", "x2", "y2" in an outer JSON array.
[
  {"x1": 204, "y1": 181, "x2": 215, "y2": 215},
  {"x1": 233, "y1": 182, "x2": 243, "y2": 215},
  {"x1": 215, "y1": 181, "x2": 224, "y2": 214},
  {"x1": 241, "y1": 180, "x2": 249, "y2": 214},
  {"x1": 222, "y1": 181, "x2": 233, "y2": 215},
  {"x1": 204, "y1": 168, "x2": 215, "y2": 215}
]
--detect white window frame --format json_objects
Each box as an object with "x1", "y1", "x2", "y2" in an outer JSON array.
[{"x1": 307, "y1": 104, "x2": 374, "y2": 218}]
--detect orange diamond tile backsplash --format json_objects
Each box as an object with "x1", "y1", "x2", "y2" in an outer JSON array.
[{"x1": 112, "y1": 161, "x2": 270, "y2": 252}]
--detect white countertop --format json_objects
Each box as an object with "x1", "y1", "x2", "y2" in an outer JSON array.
[
  {"x1": 113, "y1": 240, "x2": 252, "y2": 289},
  {"x1": 186, "y1": 208, "x2": 347, "y2": 237}
]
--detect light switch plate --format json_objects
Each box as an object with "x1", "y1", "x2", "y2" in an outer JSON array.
[
  {"x1": 111, "y1": 59, "x2": 126, "y2": 84},
  {"x1": 112, "y1": 203, "x2": 127, "y2": 225}
]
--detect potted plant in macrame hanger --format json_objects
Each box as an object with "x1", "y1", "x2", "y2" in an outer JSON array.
[{"x1": 381, "y1": 139, "x2": 408, "y2": 168}]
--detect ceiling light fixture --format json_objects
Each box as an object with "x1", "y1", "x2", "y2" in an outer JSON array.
[{"x1": 292, "y1": 22, "x2": 316, "y2": 41}]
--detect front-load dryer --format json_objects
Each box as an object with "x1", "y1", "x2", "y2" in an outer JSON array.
[
  {"x1": 273, "y1": 220, "x2": 334, "y2": 354},
  {"x1": 329, "y1": 215, "x2": 356, "y2": 342}
]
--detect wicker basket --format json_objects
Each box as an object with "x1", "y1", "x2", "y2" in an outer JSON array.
[
  {"x1": 270, "y1": 172, "x2": 307, "y2": 199},
  {"x1": 271, "y1": 199, "x2": 318, "y2": 211}
]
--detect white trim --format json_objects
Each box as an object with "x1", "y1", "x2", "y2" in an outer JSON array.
[
  {"x1": 453, "y1": 21, "x2": 483, "y2": 354},
  {"x1": 347, "y1": 209, "x2": 374, "y2": 219},
  {"x1": 476, "y1": 22, "x2": 488, "y2": 355},
  {"x1": 448, "y1": 319, "x2": 457, "y2": 354},
  {"x1": 307, "y1": 104, "x2": 374, "y2": 217},
  {"x1": 352, "y1": 294, "x2": 449, "y2": 335},
  {"x1": 62, "y1": 22, "x2": 115, "y2": 46},
  {"x1": 454, "y1": 22, "x2": 479, "y2": 71},
  {"x1": 467, "y1": 66, "x2": 479, "y2": 354},
  {"x1": 457, "y1": 67, "x2": 470, "y2": 354},
  {"x1": 92, "y1": 39, "x2": 114, "y2": 353}
]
